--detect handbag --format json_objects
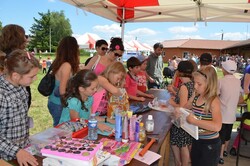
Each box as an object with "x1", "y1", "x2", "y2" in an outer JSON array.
[{"x1": 38, "y1": 66, "x2": 55, "y2": 96}]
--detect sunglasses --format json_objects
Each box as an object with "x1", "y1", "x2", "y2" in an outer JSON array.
[
  {"x1": 114, "y1": 53, "x2": 122, "y2": 57},
  {"x1": 101, "y1": 47, "x2": 108, "y2": 51}
]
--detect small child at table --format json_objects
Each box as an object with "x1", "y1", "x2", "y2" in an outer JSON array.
[
  {"x1": 137, "y1": 56, "x2": 148, "y2": 93},
  {"x1": 59, "y1": 69, "x2": 98, "y2": 124},
  {"x1": 59, "y1": 69, "x2": 112, "y2": 132},
  {"x1": 0, "y1": 49, "x2": 40, "y2": 166},
  {"x1": 125, "y1": 57, "x2": 154, "y2": 101}
]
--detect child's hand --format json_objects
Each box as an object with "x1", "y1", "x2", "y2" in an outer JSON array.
[
  {"x1": 148, "y1": 77, "x2": 155, "y2": 83},
  {"x1": 167, "y1": 85, "x2": 176, "y2": 95},
  {"x1": 171, "y1": 107, "x2": 182, "y2": 119},
  {"x1": 168, "y1": 97, "x2": 175, "y2": 106},
  {"x1": 138, "y1": 97, "x2": 146, "y2": 102},
  {"x1": 147, "y1": 94, "x2": 154, "y2": 98},
  {"x1": 186, "y1": 113, "x2": 196, "y2": 125},
  {"x1": 16, "y1": 149, "x2": 38, "y2": 166}
]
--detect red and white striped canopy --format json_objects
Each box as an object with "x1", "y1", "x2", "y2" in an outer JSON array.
[{"x1": 61, "y1": 0, "x2": 250, "y2": 23}]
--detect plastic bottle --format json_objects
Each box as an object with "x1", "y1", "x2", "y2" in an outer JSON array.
[
  {"x1": 122, "y1": 113, "x2": 128, "y2": 141},
  {"x1": 88, "y1": 114, "x2": 98, "y2": 140},
  {"x1": 139, "y1": 122, "x2": 146, "y2": 142},
  {"x1": 115, "y1": 106, "x2": 123, "y2": 142},
  {"x1": 145, "y1": 115, "x2": 154, "y2": 132}
]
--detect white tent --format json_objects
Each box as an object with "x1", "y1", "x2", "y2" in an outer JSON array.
[
  {"x1": 75, "y1": 33, "x2": 101, "y2": 49},
  {"x1": 128, "y1": 40, "x2": 153, "y2": 52},
  {"x1": 61, "y1": 0, "x2": 250, "y2": 40},
  {"x1": 123, "y1": 41, "x2": 136, "y2": 51}
]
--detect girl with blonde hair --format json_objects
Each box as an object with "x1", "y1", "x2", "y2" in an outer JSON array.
[
  {"x1": 186, "y1": 66, "x2": 222, "y2": 166},
  {"x1": 92, "y1": 61, "x2": 126, "y2": 116}
]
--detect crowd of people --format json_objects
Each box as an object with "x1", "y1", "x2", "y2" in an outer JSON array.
[{"x1": 0, "y1": 23, "x2": 250, "y2": 166}]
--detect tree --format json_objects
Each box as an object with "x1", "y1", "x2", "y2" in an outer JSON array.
[
  {"x1": 28, "y1": 10, "x2": 72, "y2": 52},
  {"x1": 0, "y1": 21, "x2": 2, "y2": 31}
]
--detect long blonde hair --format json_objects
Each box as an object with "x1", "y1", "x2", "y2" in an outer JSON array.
[
  {"x1": 101, "y1": 61, "x2": 126, "y2": 86},
  {"x1": 193, "y1": 66, "x2": 218, "y2": 113}
]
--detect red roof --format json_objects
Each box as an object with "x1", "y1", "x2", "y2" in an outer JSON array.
[{"x1": 162, "y1": 39, "x2": 239, "y2": 50}]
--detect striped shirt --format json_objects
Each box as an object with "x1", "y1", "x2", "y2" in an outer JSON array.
[
  {"x1": 0, "y1": 75, "x2": 30, "y2": 160},
  {"x1": 192, "y1": 96, "x2": 219, "y2": 139}
]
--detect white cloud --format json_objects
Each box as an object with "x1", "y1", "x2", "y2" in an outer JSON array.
[
  {"x1": 92, "y1": 24, "x2": 159, "y2": 45},
  {"x1": 127, "y1": 28, "x2": 157, "y2": 36},
  {"x1": 48, "y1": 0, "x2": 55, "y2": 2},
  {"x1": 168, "y1": 26, "x2": 198, "y2": 34},
  {"x1": 172, "y1": 34, "x2": 203, "y2": 40},
  {"x1": 93, "y1": 23, "x2": 121, "y2": 35},
  {"x1": 211, "y1": 32, "x2": 249, "y2": 41}
]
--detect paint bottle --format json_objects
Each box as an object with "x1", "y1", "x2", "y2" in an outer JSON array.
[{"x1": 115, "y1": 106, "x2": 122, "y2": 142}]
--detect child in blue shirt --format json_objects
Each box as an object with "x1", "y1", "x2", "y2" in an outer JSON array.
[{"x1": 59, "y1": 69, "x2": 98, "y2": 124}]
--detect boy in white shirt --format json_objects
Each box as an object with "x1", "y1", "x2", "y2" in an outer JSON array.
[{"x1": 217, "y1": 60, "x2": 243, "y2": 164}]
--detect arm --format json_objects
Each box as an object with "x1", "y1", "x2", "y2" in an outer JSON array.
[
  {"x1": 169, "y1": 85, "x2": 188, "y2": 107},
  {"x1": 127, "y1": 93, "x2": 145, "y2": 101},
  {"x1": 187, "y1": 97, "x2": 222, "y2": 132},
  {"x1": 243, "y1": 73, "x2": 250, "y2": 95},
  {"x1": 137, "y1": 90, "x2": 154, "y2": 98},
  {"x1": 98, "y1": 75, "x2": 122, "y2": 96},
  {"x1": 70, "y1": 110, "x2": 80, "y2": 120}
]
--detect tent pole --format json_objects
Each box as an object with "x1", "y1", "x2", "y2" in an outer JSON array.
[{"x1": 121, "y1": 7, "x2": 125, "y2": 41}]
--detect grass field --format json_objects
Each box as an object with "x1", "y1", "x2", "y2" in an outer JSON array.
[{"x1": 28, "y1": 55, "x2": 237, "y2": 135}]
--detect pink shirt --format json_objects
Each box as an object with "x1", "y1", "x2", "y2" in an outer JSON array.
[
  {"x1": 92, "y1": 88, "x2": 108, "y2": 115},
  {"x1": 94, "y1": 63, "x2": 106, "y2": 75},
  {"x1": 137, "y1": 71, "x2": 147, "y2": 92},
  {"x1": 125, "y1": 73, "x2": 137, "y2": 97}
]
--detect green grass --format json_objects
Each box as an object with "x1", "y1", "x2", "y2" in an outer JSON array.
[
  {"x1": 28, "y1": 58, "x2": 239, "y2": 135},
  {"x1": 29, "y1": 54, "x2": 89, "y2": 135}
]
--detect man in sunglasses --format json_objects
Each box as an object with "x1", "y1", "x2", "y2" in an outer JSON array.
[
  {"x1": 85, "y1": 39, "x2": 108, "y2": 66},
  {"x1": 146, "y1": 42, "x2": 164, "y2": 89}
]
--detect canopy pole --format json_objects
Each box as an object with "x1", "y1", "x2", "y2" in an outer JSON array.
[{"x1": 121, "y1": 7, "x2": 125, "y2": 41}]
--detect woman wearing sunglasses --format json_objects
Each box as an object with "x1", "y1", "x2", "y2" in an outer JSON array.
[
  {"x1": 84, "y1": 39, "x2": 108, "y2": 66},
  {"x1": 84, "y1": 37, "x2": 124, "y2": 75}
]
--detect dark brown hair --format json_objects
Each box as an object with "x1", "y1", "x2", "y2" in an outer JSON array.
[
  {"x1": 0, "y1": 24, "x2": 26, "y2": 55},
  {"x1": 52, "y1": 36, "x2": 80, "y2": 75},
  {"x1": 109, "y1": 37, "x2": 124, "y2": 51},
  {"x1": 61, "y1": 69, "x2": 97, "y2": 110}
]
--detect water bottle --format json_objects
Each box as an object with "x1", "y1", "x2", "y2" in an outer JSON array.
[
  {"x1": 145, "y1": 115, "x2": 154, "y2": 132},
  {"x1": 88, "y1": 114, "x2": 98, "y2": 140}
]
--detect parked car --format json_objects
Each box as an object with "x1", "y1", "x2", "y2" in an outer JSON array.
[{"x1": 122, "y1": 51, "x2": 147, "y2": 62}]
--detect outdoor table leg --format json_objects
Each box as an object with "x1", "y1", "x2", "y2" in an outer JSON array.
[{"x1": 158, "y1": 131, "x2": 170, "y2": 166}]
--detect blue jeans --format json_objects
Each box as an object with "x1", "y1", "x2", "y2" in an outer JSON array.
[{"x1": 48, "y1": 101, "x2": 62, "y2": 127}]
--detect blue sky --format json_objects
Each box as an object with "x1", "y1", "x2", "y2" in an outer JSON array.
[{"x1": 1, "y1": 0, "x2": 250, "y2": 45}]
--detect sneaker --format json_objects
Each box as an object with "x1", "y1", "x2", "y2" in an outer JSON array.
[
  {"x1": 223, "y1": 151, "x2": 228, "y2": 157},
  {"x1": 219, "y1": 158, "x2": 224, "y2": 164},
  {"x1": 230, "y1": 147, "x2": 237, "y2": 156}
]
